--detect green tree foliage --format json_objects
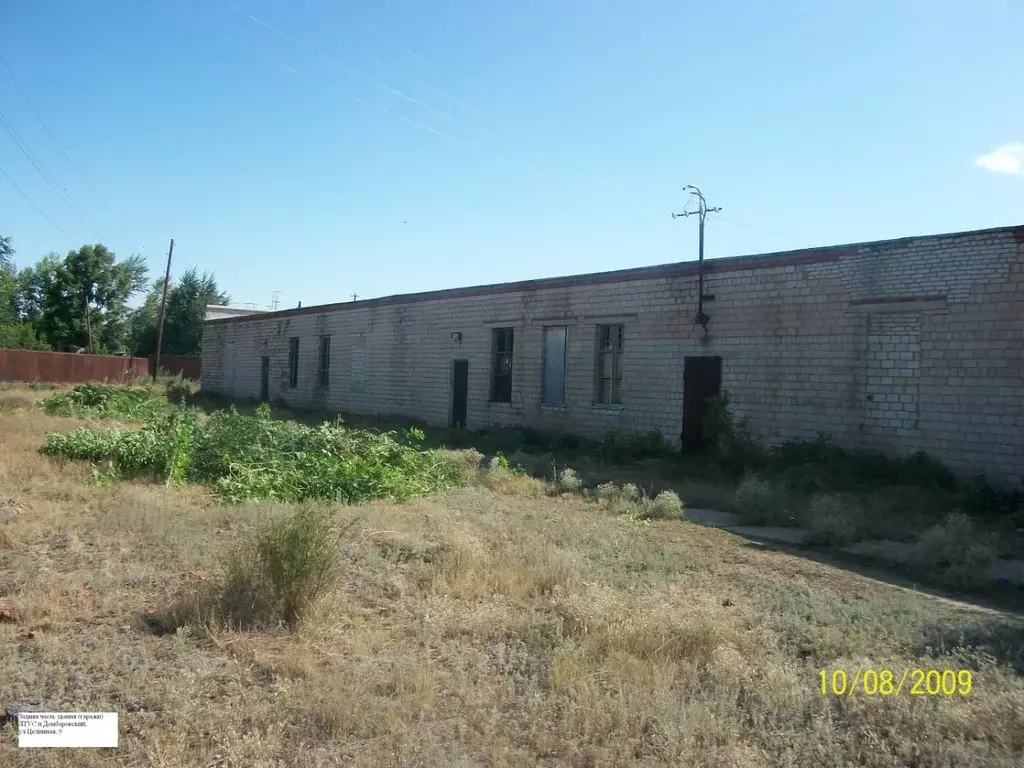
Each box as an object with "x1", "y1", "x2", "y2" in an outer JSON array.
[
  {"x1": 0, "y1": 234, "x2": 13, "y2": 268},
  {"x1": 0, "y1": 234, "x2": 45, "y2": 350},
  {"x1": 14, "y1": 254, "x2": 61, "y2": 324},
  {"x1": 0, "y1": 234, "x2": 16, "y2": 324},
  {"x1": 129, "y1": 268, "x2": 229, "y2": 356},
  {"x1": 37, "y1": 244, "x2": 148, "y2": 353},
  {"x1": 0, "y1": 321, "x2": 48, "y2": 350},
  {"x1": 0, "y1": 264, "x2": 16, "y2": 326},
  {"x1": 0, "y1": 236, "x2": 229, "y2": 354}
]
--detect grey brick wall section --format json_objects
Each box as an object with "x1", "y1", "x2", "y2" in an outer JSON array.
[{"x1": 202, "y1": 225, "x2": 1024, "y2": 487}]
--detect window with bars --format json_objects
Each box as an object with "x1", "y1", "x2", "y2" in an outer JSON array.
[
  {"x1": 287, "y1": 337, "x2": 299, "y2": 388},
  {"x1": 595, "y1": 324, "x2": 624, "y2": 404},
  {"x1": 317, "y1": 335, "x2": 331, "y2": 387},
  {"x1": 490, "y1": 327, "x2": 514, "y2": 402}
]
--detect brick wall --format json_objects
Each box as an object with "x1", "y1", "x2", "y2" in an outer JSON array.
[{"x1": 202, "y1": 225, "x2": 1024, "y2": 487}]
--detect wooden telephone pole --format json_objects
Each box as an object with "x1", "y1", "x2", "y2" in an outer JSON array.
[{"x1": 153, "y1": 238, "x2": 174, "y2": 382}]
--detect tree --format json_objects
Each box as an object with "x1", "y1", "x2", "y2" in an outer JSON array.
[
  {"x1": 0, "y1": 234, "x2": 13, "y2": 268},
  {"x1": 38, "y1": 244, "x2": 148, "y2": 353},
  {"x1": 14, "y1": 254, "x2": 61, "y2": 324},
  {"x1": 0, "y1": 235, "x2": 46, "y2": 350},
  {"x1": 129, "y1": 269, "x2": 229, "y2": 356}
]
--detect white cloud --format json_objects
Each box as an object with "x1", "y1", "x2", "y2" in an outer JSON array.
[{"x1": 976, "y1": 142, "x2": 1024, "y2": 176}]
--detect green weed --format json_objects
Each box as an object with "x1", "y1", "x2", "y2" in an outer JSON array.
[
  {"x1": 595, "y1": 482, "x2": 684, "y2": 521},
  {"x1": 218, "y1": 505, "x2": 350, "y2": 628},
  {"x1": 912, "y1": 514, "x2": 1000, "y2": 589},
  {"x1": 642, "y1": 490, "x2": 685, "y2": 520},
  {"x1": 733, "y1": 475, "x2": 793, "y2": 526},
  {"x1": 42, "y1": 383, "x2": 170, "y2": 421},
  {"x1": 805, "y1": 493, "x2": 863, "y2": 546},
  {"x1": 41, "y1": 400, "x2": 463, "y2": 504},
  {"x1": 552, "y1": 467, "x2": 582, "y2": 494}
]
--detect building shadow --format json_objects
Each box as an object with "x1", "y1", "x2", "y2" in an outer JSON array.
[{"x1": 735, "y1": 537, "x2": 1024, "y2": 617}]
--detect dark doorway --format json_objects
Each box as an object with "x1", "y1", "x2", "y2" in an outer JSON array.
[
  {"x1": 260, "y1": 356, "x2": 270, "y2": 403},
  {"x1": 681, "y1": 356, "x2": 722, "y2": 450},
  {"x1": 451, "y1": 359, "x2": 469, "y2": 428}
]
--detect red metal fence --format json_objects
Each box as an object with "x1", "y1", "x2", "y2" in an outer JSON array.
[
  {"x1": 0, "y1": 349, "x2": 149, "y2": 384},
  {"x1": 148, "y1": 354, "x2": 201, "y2": 380}
]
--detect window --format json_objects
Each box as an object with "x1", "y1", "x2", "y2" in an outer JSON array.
[
  {"x1": 490, "y1": 327, "x2": 514, "y2": 402},
  {"x1": 317, "y1": 335, "x2": 331, "y2": 387},
  {"x1": 542, "y1": 326, "x2": 567, "y2": 405},
  {"x1": 287, "y1": 337, "x2": 299, "y2": 388},
  {"x1": 595, "y1": 324, "x2": 624, "y2": 404}
]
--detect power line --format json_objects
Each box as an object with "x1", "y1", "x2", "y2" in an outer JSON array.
[
  {"x1": 0, "y1": 49, "x2": 116, "y2": 219},
  {"x1": 0, "y1": 164, "x2": 76, "y2": 245},
  {"x1": 0, "y1": 107, "x2": 102, "y2": 241},
  {"x1": 0, "y1": 109, "x2": 71, "y2": 208},
  {"x1": 715, "y1": 215, "x2": 812, "y2": 248}
]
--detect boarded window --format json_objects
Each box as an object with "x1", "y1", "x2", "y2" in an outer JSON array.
[
  {"x1": 542, "y1": 326, "x2": 567, "y2": 405},
  {"x1": 287, "y1": 337, "x2": 299, "y2": 388},
  {"x1": 317, "y1": 335, "x2": 331, "y2": 387},
  {"x1": 490, "y1": 327, "x2": 514, "y2": 402},
  {"x1": 595, "y1": 324, "x2": 623, "y2": 404}
]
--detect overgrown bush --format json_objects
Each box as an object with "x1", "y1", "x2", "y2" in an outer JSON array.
[
  {"x1": 595, "y1": 483, "x2": 684, "y2": 521},
  {"x1": 955, "y1": 475, "x2": 1024, "y2": 519},
  {"x1": 41, "y1": 400, "x2": 463, "y2": 503},
  {"x1": 911, "y1": 514, "x2": 999, "y2": 589},
  {"x1": 805, "y1": 493, "x2": 863, "y2": 546},
  {"x1": 220, "y1": 505, "x2": 347, "y2": 628},
  {"x1": 596, "y1": 482, "x2": 640, "y2": 515},
  {"x1": 701, "y1": 393, "x2": 764, "y2": 475},
  {"x1": 598, "y1": 430, "x2": 674, "y2": 464},
  {"x1": 0, "y1": 321, "x2": 47, "y2": 350},
  {"x1": 163, "y1": 506, "x2": 351, "y2": 631},
  {"x1": 775, "y1": 435, "x2": 957, "y2": 493},
  {"x1": 42, "y1": 383, "x2": 169, "y2": 421},
  {"x1": 164, "y1": 375, "x2": 199, "y2": 405},
  {"x1": 733, "y1": 475, "x2": 792, "y2": 526},
  {"x1": 552, "y1": 467, "x2": 582, "y2": 494},
  {"x1": 643, "y1": 490, "x2": 685, "y2": 520}
]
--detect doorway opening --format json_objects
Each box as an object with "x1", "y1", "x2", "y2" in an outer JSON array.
[
  {"x1": 259, "y1": 356, "x2": 270, "y2": 403},
  {"x1": 681, "y1": 355, "x2": 722, "y2": 450},
  {"x1": 451, "y1": 359, "x2": 469, "y2": 428}
]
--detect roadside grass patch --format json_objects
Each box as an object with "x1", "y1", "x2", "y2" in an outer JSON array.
[{"x1": 40, "y1": 401, "x2": 464, "y2": 504}]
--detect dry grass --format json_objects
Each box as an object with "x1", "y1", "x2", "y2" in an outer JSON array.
[{"x1": 1, "y1": 384, "x2": 1024, "y2": 766}]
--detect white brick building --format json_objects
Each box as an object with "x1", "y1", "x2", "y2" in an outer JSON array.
[{"x1": 201, "y1": 224, "x2": 1024, "y2": 487}]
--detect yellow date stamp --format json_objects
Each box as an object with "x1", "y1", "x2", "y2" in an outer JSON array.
[{"x1": 819, "y1": 669, "x2": 973, "y2": 696}]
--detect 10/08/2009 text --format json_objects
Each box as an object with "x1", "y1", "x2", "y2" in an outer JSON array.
[{"x1": 819, "y1": 669, "x2": 972, "y2": 696}]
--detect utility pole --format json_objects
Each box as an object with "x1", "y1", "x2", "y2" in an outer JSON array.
[
  {"x1": 153, "y1": 238, "x2": 174, "y2": 382},
  {"x1": 672, "y1": 185, "x2": 721, "y2": 336},
  {"x1": 84, "y1": 294, "x2": 93, "y2": 354},
  {"x1": 351, "y1": 293, "x2": 358, "y2": 302}
]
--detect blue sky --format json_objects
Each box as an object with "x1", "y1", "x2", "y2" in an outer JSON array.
[{"x1": 1, "y1": 0, "x2": 1023, "y2": 309}]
